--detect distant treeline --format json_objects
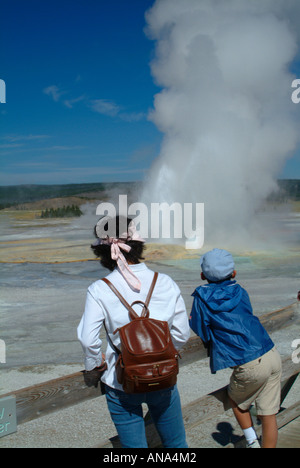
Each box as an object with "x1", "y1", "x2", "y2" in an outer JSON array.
[
  {"x1": 268, "y1": 179, "x2": 300, "y2": 202},
  {"x1": 0, "y1": 182, "x2": 135, "y2": 206},
  {"x1": 0, "y1": 202, "x2": 13, "y2": 210},
  {"x1": 0, "y1": 180, "x2": 298, "y2": 208},
  {"x1": 40, "y1": 205, "x2": 82, "y2": 218}
]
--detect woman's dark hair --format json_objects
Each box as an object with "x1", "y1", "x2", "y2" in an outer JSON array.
[{"x1": 91, "y1": 216, "x2": 145, "y2": 271}]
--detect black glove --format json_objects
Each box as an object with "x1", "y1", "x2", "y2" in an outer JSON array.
[{"x1": 83, "y1": 361, "x2": 108, "y2": 388}]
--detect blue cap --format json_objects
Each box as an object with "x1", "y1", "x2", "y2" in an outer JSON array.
[{"x1": 200, "y1": 248, "x2": 235, "y2": 282}]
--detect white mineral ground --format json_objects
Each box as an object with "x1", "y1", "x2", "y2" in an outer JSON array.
[{"x1": 0, "y1": 204, "x2": 299, "y2": 447}]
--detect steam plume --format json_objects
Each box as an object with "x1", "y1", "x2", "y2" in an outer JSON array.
[{"x1": 142, "y1": 0, "x2": 300, "y2": 248}]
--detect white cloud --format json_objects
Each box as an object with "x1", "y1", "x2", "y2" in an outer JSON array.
[
  {"x1": 43, "y1": 85, "x2": 66, "y2": 102},
  {"x1": 43, "y1": 84, "x2": 146, "y2": 122},
  {"x1": 1, "y1": 134, "x2": 50, "y2": 142},
  {"x1": 63, "y1": 95, "x2": 86, "y2": 109},
  {"x1": 119, "y1": 111, "x2": 146, "y2": 122},
  {"x1": 0, "y1": 143, "x2": 23, "y2": 149},
  {"x1": 90, "y1": 99, "x2": 121, "y2": 117},
  {"x1": 90, "y1": 99, "x2": 146, "y2": 121}
]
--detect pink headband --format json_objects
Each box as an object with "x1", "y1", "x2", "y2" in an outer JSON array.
[{"x1": 93, "y1": 221, "x2": 144, "y2": 291}]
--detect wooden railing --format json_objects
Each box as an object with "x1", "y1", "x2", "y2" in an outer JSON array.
[{"x1": 1, "y1": 300, "x2": 299, "y2": 447}]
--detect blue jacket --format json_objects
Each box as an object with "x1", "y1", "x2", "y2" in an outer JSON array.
[{"x1": 189, "y1": 280, "x2": 274, "y2": 373}]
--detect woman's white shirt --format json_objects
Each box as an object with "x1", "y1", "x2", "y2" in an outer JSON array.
[{"x1": 77, "y1": 263, "x2": 190, "y2": 391}]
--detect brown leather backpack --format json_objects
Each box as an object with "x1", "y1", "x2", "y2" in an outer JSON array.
[{"x1": 102, "y1": 272, "x2": 180, "y2": 393}]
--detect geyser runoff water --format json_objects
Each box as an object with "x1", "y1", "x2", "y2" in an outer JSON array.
[{"x1": 141, "y1": 0, "x2": 300, "y2": 247}]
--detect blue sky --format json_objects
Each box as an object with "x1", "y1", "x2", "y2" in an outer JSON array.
[
  {"x1": 0, "y1": 0, "x2": 299, "y2": 186},
  {"x1": 0, "y1": 0, "x2": 160, "y2": 185}
]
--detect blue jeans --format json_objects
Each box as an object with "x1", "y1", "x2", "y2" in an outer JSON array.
[{"x1": 105, "y1": 384, "x2": 188, "y2": 448}]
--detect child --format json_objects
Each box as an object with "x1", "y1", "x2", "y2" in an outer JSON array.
[{"x1": 189, "y1": 248, "x2": 282, "y2": 448}]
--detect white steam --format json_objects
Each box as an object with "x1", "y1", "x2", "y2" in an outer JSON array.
[{"x1": 141, "y1": 0, "x2": 300, "y2": 248}]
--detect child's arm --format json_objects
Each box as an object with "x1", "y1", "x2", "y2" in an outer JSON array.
[{"x1": 189, "y1": 295, "x2": 211, "y2": 346}]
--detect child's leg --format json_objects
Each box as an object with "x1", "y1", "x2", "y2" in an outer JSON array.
[
  {"x1": 229, "y1": 396, "x2": 259, "y2": 447},
  {"x1": 258, "y1": 414, "x2": 278, "y2": 448},
  {"x1": 255, "y1": 349, "x2": 281, "y2": 448},
  {"x1": 229, "y1": 396, "x2": 253, "y2": 429}
]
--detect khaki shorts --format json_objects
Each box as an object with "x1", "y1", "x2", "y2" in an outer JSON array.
[{"x1": 228, "y1": 347, "x2": 282, "y2": 416}]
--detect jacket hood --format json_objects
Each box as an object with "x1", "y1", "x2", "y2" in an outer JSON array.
[{"x1": 193, "y1": 280, "x2": 243, "y2": 313}]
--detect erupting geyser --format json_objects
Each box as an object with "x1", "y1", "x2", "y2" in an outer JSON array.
[{"x1": 141, "y1": 0, "x2": 300, "y2": 247}]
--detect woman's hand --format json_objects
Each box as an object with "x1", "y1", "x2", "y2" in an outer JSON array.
[{"x1": 83, "y1": 355, "x2": 107, "y2": 387}]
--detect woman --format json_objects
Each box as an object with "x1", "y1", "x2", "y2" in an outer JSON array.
[{"x1": 77, "y1": 216, "x2": 190, "y2": 448}]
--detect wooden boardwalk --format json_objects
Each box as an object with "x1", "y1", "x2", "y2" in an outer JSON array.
[
  {"x1": 277, "y1": 417, "x2": 300, "y2": 449},
  {"x1": 1, "y1": 299, "x2": 299, "y2": 448}
]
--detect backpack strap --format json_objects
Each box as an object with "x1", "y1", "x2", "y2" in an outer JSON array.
[
  {"x1": 101, "y1": 277, "x2": 138, "y2": 318},
  {"x1": 101, "y1": 272, "x2": 159, "y2": 356},
  {"x1": 143, "y1": 272, "x2": 158, "y2": 312},
  {"x1": 103, "y1": 321, "x2": 121, "y2": 355},
  {"x1": 101, "y1": 272, "x2": 158, "y2": 320}
]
